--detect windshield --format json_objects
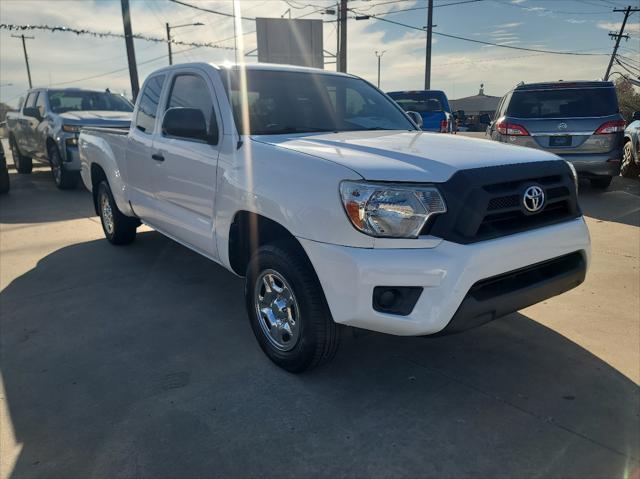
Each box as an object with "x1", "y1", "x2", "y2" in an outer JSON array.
[
  {"x1": 507, "y1": 88, "x2": 618, "y2": 118},
  {"x1": 48, "y1": 90, "x2": 134, "y2": 114},
  {"x1": 387, "y1": 91, "x2": 450, "y2": 114},
  {"x1": 220, "y1": 69, "x2": 415, "y2": 135}
]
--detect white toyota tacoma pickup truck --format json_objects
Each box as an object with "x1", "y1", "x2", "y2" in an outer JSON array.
[{"x1": 79, "y1": 63, "x2": 590, "y2": 372}]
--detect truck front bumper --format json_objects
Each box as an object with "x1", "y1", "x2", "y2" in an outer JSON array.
[{"x1": 299, "y1": 217, "x2": 590, "y2": 336}]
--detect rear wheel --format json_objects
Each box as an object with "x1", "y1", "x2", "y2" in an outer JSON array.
[
  {"x1": 245, "y1": 241, "x2": 339, "y2": 373},
  {"x1": 97, "y1": 181, "x2": 137, "y2": 245},
  {"x1": 48, "y1": 144, "x2": 79, "y2": 190},
  {"x1": 620, "y1": 141, "x2": 640, "y2": 178},
  {"x1": 590, "y1": 176, "x2": 613, "y2": 190},
  {"x1": 0, "y1": 163, "x2": 9, "y2": 194},
  {"x1": 9, "y1": 137, "x2": 32, "y2": 174}
]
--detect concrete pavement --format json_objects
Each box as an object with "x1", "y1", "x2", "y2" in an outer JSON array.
[{"x1": 1, "y1": 140, "x2": 638, "y2": 479}]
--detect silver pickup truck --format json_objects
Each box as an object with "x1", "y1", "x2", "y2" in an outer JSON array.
[{"x1": 6, "y1": 88, "x2": 133, "y2": 189}]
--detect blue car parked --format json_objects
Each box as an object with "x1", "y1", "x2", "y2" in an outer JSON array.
[{"x1": 387, "y1": 90, "x2": 454, "y2": 133}]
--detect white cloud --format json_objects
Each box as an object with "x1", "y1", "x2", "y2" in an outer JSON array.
[
  {"x1": 494, "y1": 22, "x2": 522, "y2": 29},
  {"x1": 597, "y1": 21, "x2": 640, "y2": 34},
  {"x1": 566, "y1": 19, "x2": 587, "y2": 25},
  {"x1": 511, "y1": 0, "x2": 527, "y2": 4}
]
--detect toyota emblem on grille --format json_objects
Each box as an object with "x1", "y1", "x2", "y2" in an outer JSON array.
[
  {"x1": 522, "y1": 185, "x2": 545, "y2": 213},
  {"x1": 558, "y1": 122, "x2": 568, "y2": 130}
]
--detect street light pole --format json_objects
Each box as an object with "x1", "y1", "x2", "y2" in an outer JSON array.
[
  {"x1": 165, "y1": 22, "x2": 204, "y2": 66},
  {"x1": 375, "y1": 50, "x2": 385, "y2": 89}
]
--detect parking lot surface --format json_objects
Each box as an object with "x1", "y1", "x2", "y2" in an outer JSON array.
[{"x1": 1, "y1": 138, "x2": 639, "y2": 479}]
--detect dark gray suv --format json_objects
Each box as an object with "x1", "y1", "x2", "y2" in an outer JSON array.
[{"x1": 488, "y1": 81, "x2": 625, "y2": 189}]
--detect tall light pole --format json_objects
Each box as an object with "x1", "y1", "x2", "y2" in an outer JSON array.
[
  {"x1": 11, "y1": 34, "x2": 34, "y2": 88},
  {"x1": 166, "y1": 22, "x2": 204, "y2": 65},
  {"x1": 375, "y1": 50, "x2": 385, "y2": 89},
  {"x1": 424, "y1": 0, "x2": 433, "y2": 90}
]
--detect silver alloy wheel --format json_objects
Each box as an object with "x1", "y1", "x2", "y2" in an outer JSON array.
[
  {"x1": 254, "y1": 269, "x2": 301, "y2": 351},
  {"x1": 100, "y1": 191, "x2": 115, "y2": 235}
]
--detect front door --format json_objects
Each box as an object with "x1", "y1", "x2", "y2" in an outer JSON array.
[{"x1": 151, "y1": 69, "x2": 222, "y2": 258}]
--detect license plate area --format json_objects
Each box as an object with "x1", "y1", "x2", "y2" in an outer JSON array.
[{"x1": 549, "y1": 135, "x2": 572, "y2": 147}]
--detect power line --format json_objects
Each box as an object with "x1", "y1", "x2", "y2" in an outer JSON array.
[
  {"x1": 168, "y1": 0, "x2": 256, "y2": 21},
  {"x1": 0, "y1": 23, "x2": 234, "y2": 50},
  {"x1": 347, "y1": 11, "x2": 610, "y2": 56}
]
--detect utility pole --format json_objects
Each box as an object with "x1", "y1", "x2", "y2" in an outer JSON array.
[
  {"x1": 604, "y1": 6, "x2": 639, "y2": 81},
  {"x1": 121, "y1": 0, "x2": 140, "y2": 101},
  {"x1": 338, "y1": 0, "x2": 348, "y2": 72},
  {"x1": 375, "y1": 50, "x2": 385, "y2": 89},
  {"x1": 424, "y1": 0, "x2": 433, "y2": 90},
  {"x1": 166, "y1": 23, "x2": 173, "y2": 65},
  {"x1": 336, "y1": 2, "x2": 340, "y2": 72},
  {"x1": 11, "y1": 34, "x2": 34, "y2": 88}
]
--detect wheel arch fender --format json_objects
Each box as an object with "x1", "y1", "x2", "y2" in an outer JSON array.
[{"x1": 81, "y1": 133, "x2": 134, "y2": 216}]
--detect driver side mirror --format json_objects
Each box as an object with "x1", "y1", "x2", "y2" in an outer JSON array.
[
  {"x1": 162, "y1": 107, "x2": 213, "y2": 143},
  {"x1": 632, "y1": 111, "x2": 640, "y2": 122},
  {"x1": 23, "y1": 106, "x2": 42, "y2": 121},
  {"x1": 406, "y1": 111, "x2": 423, "y2": 129}
]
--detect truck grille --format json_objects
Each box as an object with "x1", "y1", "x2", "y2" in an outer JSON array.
[{"x1": 426, "y1": 161, "x2": 580, "y2": 244}]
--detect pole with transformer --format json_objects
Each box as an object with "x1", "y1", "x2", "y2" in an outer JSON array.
[
  {"x1": 338, "y1": 0, "x2": 348, "y2": 72},
  {"x1": 11, "y1": 34, "x2": 34, "y2": 89},
  {"x1": 604, "y1": 5, "x2": 639, "y2": 81},
  {"x1": 424, "y1": 0, "x2": 433, "y2": 89},
  {"x1": 120, "y1": 0, "x2": 140, "y2": 101}
]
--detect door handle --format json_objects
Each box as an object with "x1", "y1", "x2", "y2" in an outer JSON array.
[{"x1": 151, "y1": 153, "x2": 165, "y2": 162}]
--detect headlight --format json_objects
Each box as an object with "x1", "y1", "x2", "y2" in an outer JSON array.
[
  {"x1": 340, "y1": 181, "x2": 446, "y2": 238},
  {"x1": 565, "y1": 160, "x2": 578, "y2": 192},
  {"x1": 62, "y1": 124, "x2": 80, "y2": 133}
]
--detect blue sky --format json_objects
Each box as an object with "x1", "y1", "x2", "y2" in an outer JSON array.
[{"x1": 0, "y1": 0, "x2": 638, "y2": 106}]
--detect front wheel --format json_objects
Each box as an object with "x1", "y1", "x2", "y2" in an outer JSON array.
[
  {"x1": 620, "y1": 141, "x2": 640, "y2": 178},
  {"x1": 96, "y1": 181, "x2": 137, "y2": 245},
  {"x1": 48, "y1": 144, "x2": 79, "y2": 190},
  {"x1": 590, "y1": 176, "x2": 613, "y2": 190},
  {"x1": 245, "y1": 241, "x2": 339, "y2": 373}
]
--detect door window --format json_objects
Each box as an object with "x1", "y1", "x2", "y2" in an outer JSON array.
[
  {"x1": 135, "y1": 75, "x2": 165, "y2": 134},
  {"x1": 165, "y1": 74, "x2": 218, "y2": 144}
]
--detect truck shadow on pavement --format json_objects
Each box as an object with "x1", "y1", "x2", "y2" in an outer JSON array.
[
  {"x1": 1, "y1": 231, "x2": 638, "y2": 479},
  {"x1": 0, "y1": 167, "x2": 95, "y2": 224}
]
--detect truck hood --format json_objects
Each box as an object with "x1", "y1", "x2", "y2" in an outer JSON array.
[
  {"x1": 253, "y1": 131, "x2": 561, "y2": 183},
  {"x1": 59, "y1": 110, "x2": 132, "y2": 126}
]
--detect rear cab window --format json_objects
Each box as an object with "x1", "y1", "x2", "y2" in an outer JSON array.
[
  {"x1": 507, "y1": 87, "x2": 618, "y2": 118},
  {"x1": 135, "y1": 75, "x2": 166, "y2": 134},
  {"x1": 24, "y1": 92, "x2": 37, "y2": 110}
]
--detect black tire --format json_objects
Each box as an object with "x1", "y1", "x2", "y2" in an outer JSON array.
[
  {"x1": 48, "y1": 144, "x2": 79, "y2": 190},
  {"x1": 0, "y1": 165, "x2": 9, "y2": 194},
  {"x1": 590, "y1": 176, "x2": 613, "y2": 190},
  {"x1": 245, "y1": 241, "x2": 339, "y2": 373},
  {"x1": 96, "y1": 181, "x2": 137, "y2": 245},
  {"x1": 620, "y1": 141, "x2": 640, "y2": 178},
  {"x1": 9, "y1": 136, "x2": 32, "y2": 174}
]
